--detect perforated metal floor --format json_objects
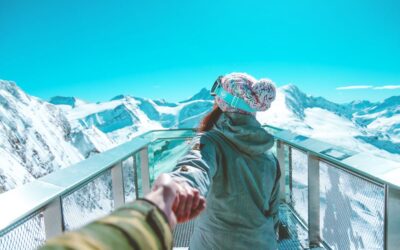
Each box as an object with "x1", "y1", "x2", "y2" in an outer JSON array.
[
  {"x1": 173, "y1": 204, "x2": 310, "y2": 249},
  {"x1": 277, "y1": 205, "x2": 309, "y2": 249},
  {"x1": 173, "y1": 219, "x2": 196, "y2": 248}
]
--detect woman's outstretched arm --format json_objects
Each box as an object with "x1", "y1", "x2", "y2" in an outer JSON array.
[
  {"x1": 169, "y1": 135, "x2": 217, "y2": 195},
  {"x1": 153, "y1": 135, "x2": 217, "y2": 222}
]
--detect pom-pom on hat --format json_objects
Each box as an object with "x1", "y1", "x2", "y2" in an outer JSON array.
[{"x1": 214, "y1": 72, "x2": 277, "y2": 114}]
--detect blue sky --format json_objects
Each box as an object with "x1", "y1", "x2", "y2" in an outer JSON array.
[{"x1": 1, "y1": 0, "x2": 399, "y2": 103}]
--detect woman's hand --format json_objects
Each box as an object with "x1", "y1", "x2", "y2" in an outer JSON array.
[
  {"x1": 152, "y1": 173, "x2": 206, "y2": 224},
  {"x1": 172, "y1": 179, "x2": 206, "y2": 223}
]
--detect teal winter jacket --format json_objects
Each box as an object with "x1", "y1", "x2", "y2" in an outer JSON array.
[{"x1": 170, "y1": 112, "x2": 280, "y2": 250}]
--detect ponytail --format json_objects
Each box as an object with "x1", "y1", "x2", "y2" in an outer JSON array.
[{"x1": 198, "y1": 105, "x2": 222, "y2": 133}]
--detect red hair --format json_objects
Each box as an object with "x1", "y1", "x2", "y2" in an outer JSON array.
[{"x1": 198, "y1": 105, "x2": 222, "y2": 133}]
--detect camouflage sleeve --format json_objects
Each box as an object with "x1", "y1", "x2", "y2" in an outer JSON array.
[
  {"x1": 168, "y1": 134, "x2": 217, "y2": 196},
  {"x1": 40, "y1": 199, "x2": 172, "y2": 250}
]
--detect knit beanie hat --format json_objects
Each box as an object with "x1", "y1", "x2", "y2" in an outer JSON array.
[{"x1": 214, "y1": 72, "x2": 277, "y2": 114}]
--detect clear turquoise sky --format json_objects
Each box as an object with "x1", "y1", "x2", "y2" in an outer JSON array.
[{"x1": 1, "y1": 0, "x2": 399, "y2": 103}]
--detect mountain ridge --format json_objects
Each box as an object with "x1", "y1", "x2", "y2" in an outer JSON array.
[{"x1": 0, "y1": 79, "x2": 399, "y2": 193}]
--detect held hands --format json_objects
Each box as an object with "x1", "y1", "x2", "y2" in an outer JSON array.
[
  {"x1": 149, "y1": 173, "x2": 206, "y2": 228},
  {"x1": 169, "y1": 177, "x2": 206, "y2": 224},
  {"x1": 144, "y1": 176, "x2": 178, "y2": 228}
]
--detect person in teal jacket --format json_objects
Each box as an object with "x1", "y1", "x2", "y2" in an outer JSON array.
[{"x1": 154, "y1": 72, "x2": 280, "y2": 250}]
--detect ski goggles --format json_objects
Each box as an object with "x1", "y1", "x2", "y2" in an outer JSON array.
[{"x1": 210, "y1": 76, "x2": 256, "y2": 113}]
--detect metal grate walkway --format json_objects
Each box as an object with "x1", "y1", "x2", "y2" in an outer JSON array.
[{"x1": 173, "y1": 204, "x2": 311, "y2": 249}]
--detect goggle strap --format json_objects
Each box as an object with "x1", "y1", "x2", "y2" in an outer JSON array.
[{"x1": 213, "y1": 85, "x2": 256, "y2": 113}]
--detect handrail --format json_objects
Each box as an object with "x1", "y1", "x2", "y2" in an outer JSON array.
[
  {"x1": 0, "y1": 129, "x2": 196, "y2": 235},
  {"x1": 272, "y1": 128, "x2": 400, "y2": 249},
  {"x1": 271, "y1": 128, "x2": 400, "y2": 189},
  {"x1": 0, "y1": 126, "x2": 399, "y2": 249}
]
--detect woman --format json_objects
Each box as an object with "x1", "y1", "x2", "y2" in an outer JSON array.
[{"x1": 154, "y1": 73, "x2": 280, "y2": 250}]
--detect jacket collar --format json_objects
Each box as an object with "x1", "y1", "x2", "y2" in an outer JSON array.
[{"x1": 213, "y1": 112, "x2": 274, "y2": 156}]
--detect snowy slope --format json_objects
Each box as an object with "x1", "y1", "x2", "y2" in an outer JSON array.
[
  {"x1": 257, "y1": 84, "x2": 400, "y2": 161},
  {"x1": 352, "y1": 96, "x2": 400, "y2": 154},
  {"x1": 1, "y1": 80, "x2": 399, "y2": 193},
  {"x1": 2, "y1": 80, "x2": 398, "y2": 250},
  {"x1": 0, "y1": 80, "x2": 84, "y2": 192},
  {"x1": 64, "y1": 94, "x2": 213, "y2": 144},
  {"x1": 0, "y1": 83, "x2": 215, "y2": 192},
  {"x1": 59, "y1": 83, "x2": 398, "y2": 162}
]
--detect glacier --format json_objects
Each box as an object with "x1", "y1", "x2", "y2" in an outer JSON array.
[{"x1": 1, "y1": 80, "x2": 399, "y2": 193}]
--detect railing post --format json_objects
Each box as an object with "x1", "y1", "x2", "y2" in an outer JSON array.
[
  {"x1": 276, "y1": 140, "x2": 286, "y2": 202},
  {"x1": 111, "y1": 162, "x2": 125, "y2": 209},
  {"x1": 132, "y1": 155, "x2": 139, "y2": 199},
  {"x1": 288, "y1": 146, "x2": 293, "y2": 204},
  {"x1": 385, "y1": 185, "x2": 400, "y2": 250},
  {"x1": 44, "y1": 197, "x2": 63, "y2": 239},
  {"x1": 140, "y1": 147, "x2": 151, "y2": 196},
  {"x1": 307, "y1": 153, "x2": 321, "y2": 248}
]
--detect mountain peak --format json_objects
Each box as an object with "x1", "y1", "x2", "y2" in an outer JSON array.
[
  {"x1": 0, "y1": 80, "x2": 31, "y2": 104},
  {"x1": 49, "y1": 96, "x2": 86, "y2": 108},
  {"x1": 153, "y1": 99, "x2": 178, "y2": 107},
  {"x1": 180, "y1": 88, "x2": 213, "y2": 103},
  {"x1": 368, "y1": 95, "x2": 400, "y2": 114},
  {"x1": 0, "y1": 80, "x2": 17, "y2": 89},
  {"x1": 347, "y1": 100, "x2": 374, "y2": 111},
  {"x1": 0, "y1": 80, "x2": 22, "y2": 97},
  {"x1": 382, "y1": 95, "x2": 400, "y2": 105},
  {"x1": 110, "y1": 94, "x2": 132, "y2": 101},
  {"x1": 280, "y1": 84, "x2": 308, "y2": 102},
  {"x1": 281, "y1": 84, "x2": 301, "y2": 92}
]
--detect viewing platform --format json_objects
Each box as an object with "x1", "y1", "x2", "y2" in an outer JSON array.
[{"x1": 0, "y1": 127, "x2": 399, "y2": 250}]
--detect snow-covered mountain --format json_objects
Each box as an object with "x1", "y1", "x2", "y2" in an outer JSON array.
[
  {"x1": 257, "y1": 84, "x2": 400, "y2": 161},
  {"x1": 49, "y1": 96, "x2": 87, "y2": 108},
  {"x1": 0, "y1": 80, "x2": 214, "y2": 193},
  {"x1": 0, "y1": 81, "x2": 84, "y2": 192},
  {"x1": 1, "y1": 80, "x2": 399, "y2": 193},
  {"x1": 52, "y1": 92, "x2": 213, "y2": 144}
]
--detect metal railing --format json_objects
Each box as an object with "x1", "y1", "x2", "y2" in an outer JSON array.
[
  {"x1": 0, "y1": 127, "x2": 399, "y2": 250},
  {"x1": 0, "y1": 129, "x2": 196, "y2": 249},
  {"x1": 273, "y1": 129, "x2": 400, "y2": 249}
]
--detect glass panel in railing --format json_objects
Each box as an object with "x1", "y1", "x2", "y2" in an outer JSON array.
[
  {"x1": 275, "y1": 143, "x2": 292, "y2": 202},
  {"x1": 143, "y1": 129, "x2": 196, "y2": 142},
  {"x1": 319, "y1": 162, "x2": 385, "y2": 250},
  {"x1": 291, "y1": 148, "x2": 308, "y2": 224},
  {"x1": 0, "y1": 211, "x2": 45, "y2": 250},
  {"x1": 285, "y1": 145, "x2": 292, "y2": 202},
  {"x1": 148, "y1": 138, "x2": 193, "y2": 185},
  {"x1": 134, "y1": 152, "x2": 143, "y2": 197},
  {"x1": 61, "y1": 170, "x2": 114, "y2": 231},
  {"x1": 263, "y1": 125, "x2": 281, "y2": 136},
  {"x1": 122, "y1": 156, "x2": 137, "y2": 203}
]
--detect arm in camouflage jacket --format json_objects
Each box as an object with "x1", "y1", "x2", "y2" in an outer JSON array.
[{"x1": 40, "y1": 199, "x2": 173, "y2": 250}]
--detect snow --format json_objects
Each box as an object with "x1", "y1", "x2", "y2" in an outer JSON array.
[
  {"x1": 0, "y1": 148, "x2": 32, "y2": 191},
  {"x1": 1, "y1": 79, "x2": 399, "y2": 250},
  {"x1": 67, "y1": 99, "x2": 125, "y2": 120},
  {"x1": 258, "y1": 85, "x2": 400, "y2": 162},
  {"x1": 1, "y1": 80, "x2": 399, "y2": 194},
  {"x1": 152, "y1": 101, "x2": 182, "y2": 115},
  {"x1": 0, "y1": 80, "x2": 84, "y2": 192},
  {"x1": 367, "y1": 114, "x2": 400, "y2": 142}
]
